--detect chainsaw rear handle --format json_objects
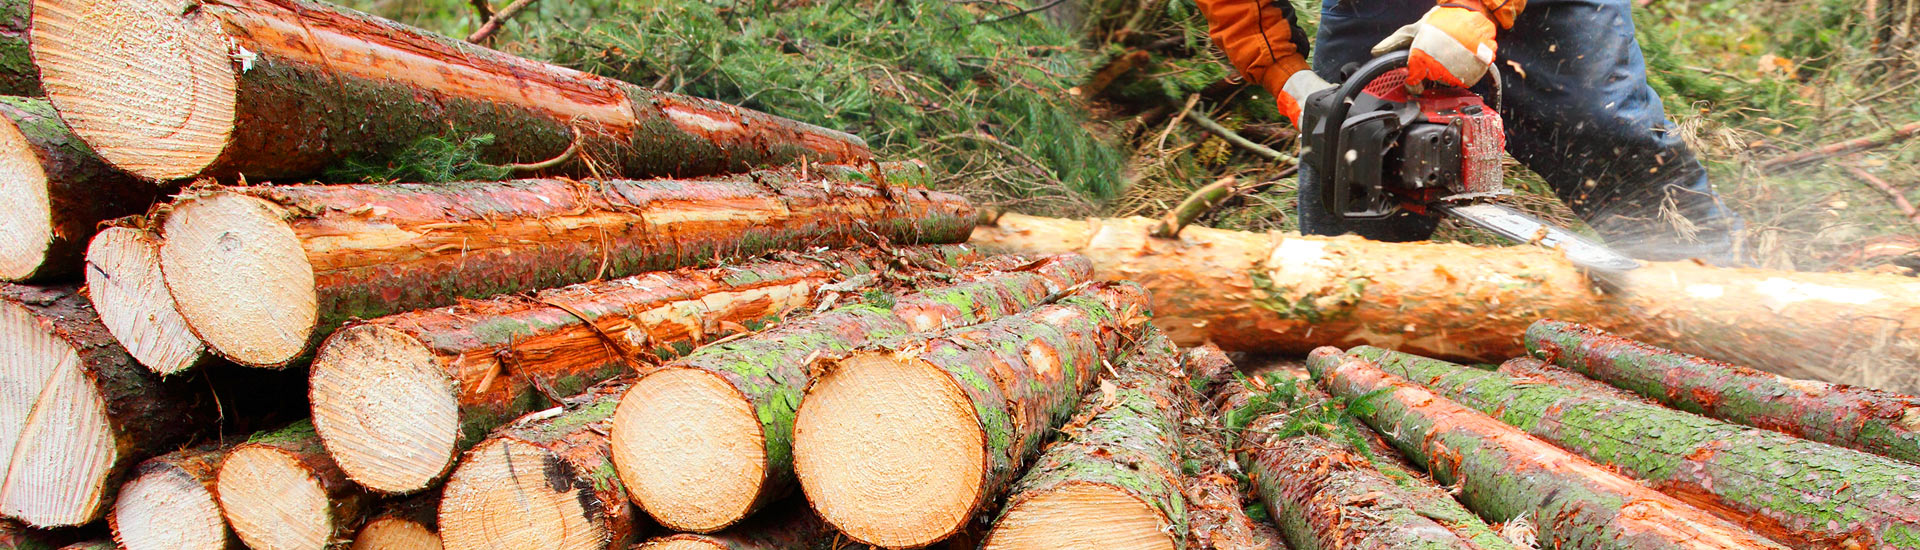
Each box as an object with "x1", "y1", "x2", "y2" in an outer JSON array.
[{"x1": 1302, "y1": 51, "x2": 1414, "y2": 220}]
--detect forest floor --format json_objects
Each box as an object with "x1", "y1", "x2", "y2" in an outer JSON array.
[{"x1": 341, "y1": 0, "x2": 1920, "y2": 273}]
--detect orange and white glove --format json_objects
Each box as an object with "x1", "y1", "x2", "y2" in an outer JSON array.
[
  {"x1": 1372, "y1": 3, "x2": 1516, "y2": 89},
  {"x1": 1194, "y1": 0, "x2": 1331, "y2": 128}
]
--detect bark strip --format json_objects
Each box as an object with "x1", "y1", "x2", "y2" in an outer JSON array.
[{"x1": 0, "y1": 97, "x2": 158, "y2": 282}]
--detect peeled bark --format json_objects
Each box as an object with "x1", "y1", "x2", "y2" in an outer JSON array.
[
  {"x1": 1493, "y1": 357, "x2": 1657, "y2": 406},
  {"x1": 0, "y1": 97, "x2": 158, "y2": 282},
  {"x1": 630, "y1": 504, "x2": 831, "y2": 550},
  {"x1": 1527, "y1": 319, "x2": 1920, "y2": 464},
  {"x1": 109, "y1": 446, "x2": 235, "y2": 550},
  {"x1": 310, "y1": 247, "x2": 977, "y2": 495},
  {"x1": 792, "y1": 283, "x2": 1149, "y2": 548},
  {"x1": 158, "y1": 166, "x2": 974, "y2": 368},
  {"x1": 0, "y1": 284, "x2": 209, "y2": 527},
  {"x1": 970, "y1": 213, "x2": 1920, "y2": 392},
  {"x1": 981, "y1": 329, "x2": 1187, "y2": 550},
  {"x1": 84, "y1": 225, "x2": 213, "y2": 375},
  {"x1": 610, "y1": 254, "x2": 1092, "y2": 533},
  {"x1": 351, "y1": 491, "x2": 441, "y2": 550},
  {"x1": 30, "y1": 0, "x2": 868, "y2": 183},
  {"x1": 1306, "y1": 349, "x2": 1790, "y2": 550},
  {"x1": 216, "y1": 421, "x2": 374, "y2": 550},
  {"x1": 1175, "y1": 345, "x2": 1287, "y2": 550},
  {"x1": 438, "y1": 382, "x2": 642, "y2": 550},
  {"x1": 1353, "y1": 346, "x2": 1920, "y2": 549}
]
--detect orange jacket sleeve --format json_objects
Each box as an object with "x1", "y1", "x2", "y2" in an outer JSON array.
[
  {"x1": 1195, "y1": 0, "x2": 1313, "y2": 101},
  {"x1": 1448, "y1": 0, "x2": 1526, "y2": 28}
]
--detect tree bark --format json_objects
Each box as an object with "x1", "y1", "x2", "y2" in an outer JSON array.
[
  {"x1": 109, "y1": 445, "x2": 236, "y2": 550},
  {"x1": 0, "y1": 519, "x2": 86, "y2": 550},
  {"x1": 1493, "y1": 357, "x2": 1657, "y2": 406},
  {"x1": 29, "y1": 0, "x2": 869, "y2": 183},
  {"x1": 969, "y1": 213, "x2": 1920, "y2": 392},
  {"x1": 981, "y1": 329, "x2": 1187, "y2": 550},
  {"x1": 0, "y1": 97, "x2": 158, "y2": 283},
  {"x1": 0, "y1": 284, "x2": 210, "y2": 527},
  {"x1": 438, "y1": 381, "x2": 642, "y2": 550},
  {"x1": 216, "y1": 421, "x2": 375, "y2": 550},
  {"x1": 630, "y1": 504, "x2": 831, "y2": 550},
  {"x1": 310, "y1": 246, "x2": 976, "y2": 495},
  {"x1": 1306, "y1": 349, "x2": 1790, "y2": 550},
  {"x1": 159, "y1": 165, "x2": 975, "y2": 368},
  {"x1": 1527, "y1": 319, "x2": 1920, "y2": 464},
  {"x1": 84, "y1": 225, "x2": 213, "y2": 375},
  {"x1": 610, "y1": 254, "x2": 1092, "y2": 533},
  {"x1": 0, "y1": 1, "x2": 35, "y2": 97},
  {"x1": 1355, "y1": 345, "x2": 1920, "y2": 549},
  {"x1": 1175, "y1": 345, "x2": 1288, "y2": 550},
  {"x1": 792, "y1": 282, "x2": 1149, "y2": 548},
  {"x1": 351, "y1": 491, "x2": 442, "y2": 550}
]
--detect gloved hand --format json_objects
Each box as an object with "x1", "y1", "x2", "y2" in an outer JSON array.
[
  {"x1": 1372, "y1": 5, "x2": 1500, "y2": 89},
  {"x1": 1277, "y1": 70, "x2": 1334, "y2": 128}
]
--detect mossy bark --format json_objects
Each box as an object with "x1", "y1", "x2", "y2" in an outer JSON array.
[
  {"x1": 227, "y1": 421, "x2": 375, "y2": 549},
  {"x1": 890, "y1": 254, "x2": 1093, "y2": 332},
  {"x1": 1353, "y1": 345, "x2": 1920, "y2": 549},
  {"x1": 0, "y1": 1, "x2": 35, "y2": 97},
  {"x1": 445, "y1": 382, "x2": 641, "y2": 550},
  {"x1": 167, "y1": 164, "x2": 975, "y2": 368},
  {"x1": 1527, "y1": 319, "x2": 1920, "y2": 464},
  {"x1": 0, "y1": 97, "x2": 158, "y2": 282},
  {"x1": 1175, "y1": 345, "x2": 1287, "y2": 550},
  {"x1": 983, "y1": 329, "x2": 1189, "y2": 549},
  {"x1": 1306, "y1": 349, "x2": 1790, "y2": 550},
  {"x1": 633, "y1": 504, "x2": 831, "y2": 550},
  {"x1": 0, "y1": 284, "x2": 210, "y2": 527}
]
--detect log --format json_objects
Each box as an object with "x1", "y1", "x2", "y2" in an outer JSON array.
[
  {"x1": 0, "y1": 97, "x2": 158, "y2": 282},
  {"x1": 1175, "y1": 345, "x2": 1287, "y2": 550},
  {"x1": 980, "y1": 329, "x2": 1186, "y2": 550},
  {"x1": 1306, "y1": 349, "x2": 1790, "y2": 550},
  {"x1": 310, "y1": 247, "x2": 977, "y2": 495},
  {"x1": 969, "y1": 213, "x2": 1920, "y2": 392},
  {"x1": 158, "y1": 165, "x2": 974, "y2": 368},
  {"x1": 29, "y1": 0, "x2": 869, "y2": 183},
  {"x1": 0, "y1": 284, "x2": 209, "y2": 527},
  {"x1": 609, "y1": 254, "x2": 1091, "y2": 532},
  {"x1": 1493, "y1": 357, "x2": 1656, "y2": 406},
  {"x1": 1527, "y1": 319, "x2": 1920, "y2": 464},
  {"x1": 630, "y1": 503, "x2": 831, "y2": 550},
  {"x1": 216, "y1": 421, "x2": 374, "y2": 550},
  {"x1": 791, "y1": 282, "x2": 1149, "y2": 548},
  {"x1": 0, "y1": 519, "x2": 84, "y2": 550},
  {"x1": 438, "y1": 382, "x2": 641, "y2": 550},
  {"x1": 0, "y1": 0, "x2": 32, "y2": 97},
  {"x1": 108, "y1": 446, "x2": 234, "y2": 550},
  {"x1": 1353, "y1": 345, "x2": 1920, "y2": 549},
  {"x1": 84, "y1": 225, "x2": 212, "y2": 375},
  {"x1": 352, "y1": 492, "x2": 441, "y2": 550},
  {"x1": 54, "y1": 542, "x2": 111, "y2": 550}
]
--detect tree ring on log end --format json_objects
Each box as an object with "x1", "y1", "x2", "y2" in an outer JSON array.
[
  {"x1": 613, "y1": 368, "x2": 763, "y2": 532},
  {"x1": 439, "y1": 439, "x2": 606, "y2": 550},
  {"x1": 216, "y1": 445, "x2": 333, "y2": 550},
  {"x1": 0, "y1": 113, "x2": 50, "y2": 280},
  {"x1": 160, "y1": 192, "x2": 316, "y2": 367},
  {"x1": 88, "y1": 228, "x2": 208, "y2": 375},
  {"x1": 792, "y1": 354, "x2": 983, "y2": 548},
  {"x1": 351, "y1": 517, "x2": 440, "y2": 550},
  {"x1": 112, "y1": 464, "x2": 230, "y2": 550},
  {"x1": 981, "y1": 482, "x2": 1176, "y2": 550},
  {"x1": 0, "y1": 300, "x2": 117, "y2": 527},
  {"x1": 635, "y1": 537, "x2": 723, "y2": 550},
  {"x1": 311, "y1": 325, "x2": 458, "y2": 493},
  {"x1": 30, "y1": 0, "x2": 236, "y2": 180}
]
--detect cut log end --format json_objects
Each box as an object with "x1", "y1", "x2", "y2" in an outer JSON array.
[
  {"x1": 0, "y1": 113, "x2": 50, "y2": 280},
  {"x1": 352, "y1": 517, "x2": 442, "y2": 550},
  {"x1": 30, "y1": 0, "x2": 236, "y2": 180},
  {"x1": 613, "y1": 368, "x2": 764, "y2": 532},
  {"x1": 982, "y1": 482, "x2": 1175, "y2": 550},
  {"x1": 215, "y1": 445, "x2": 336, "y2": 550},
  {"x1": 0, "y1": 299, "x2": 116, "y2": 527},
  {"x1": 635, "y1": 537, "x2": 724, "y2": 550},
  {"x1": 310, "y1": 324, "x2": 459, "y2": 493},
  {"x1": 112, "y1": 464, "x2": 228, "y2": 550},
  {"x1": 439, "y1": 439, "x2": 608, "y2": 550},
  {"x1": 86, "y1": 227, "x2": 209, "y2": 374},
  {"x1": 793, "y1": 353, "x2": 983, "y2": 548},
  {"x1": 159, "y1": 192, "x2": 316, "y2": 367}
]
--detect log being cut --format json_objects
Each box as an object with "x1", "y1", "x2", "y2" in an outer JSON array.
[
  {"x1": 1353, "y1": 346, "x2": 1920, "y2": 549},
  {"x1": 216, "y1": 421, "x2": 373, "y2": 550},
  {"x1": 85, "y1": 225, "x2": 211, "y2": 375},
  {"x1": 0, "y1": 97, "x2": 157, "y2": 282},
  {"x1": 969, "y1": 213, "x2": 1920, "y2": 392},
  {"x1": 158, "y1": 166, "x2": 974, "y2": 368},
  {"x1": 610, "y1": 254, "x2": 1090, "y2": 533},
  {"x1": 1306, "y1": 350, "x2": 1790, "y2": 550},
  {"x1": 0, "y1": 284, "x2": 208, "y2": 527},
  {"x1": 29, "y1": 0, "x2": 868, "y2": 182},
  {"x1": 979, "y1": 329, "x2": 1186, "y2": 550},
  {"x1": 791, "y1": 282, "x2": 1147, "y2": 548},
  {"x1": 310, "y1": 246, "x2": 976, "y2": 495},
  {"x1": 108, "y1": 446, "x2": 233, "y2": 550}
]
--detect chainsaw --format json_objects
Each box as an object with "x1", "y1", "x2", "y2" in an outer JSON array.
[{"x1": 1298, "y1": 51, "x2": 1641, "y2": 274}]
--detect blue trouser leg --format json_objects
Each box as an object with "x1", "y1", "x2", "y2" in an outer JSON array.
[{"x1": 1301, "y1": 0, "x2": 1744, "y2": 262}]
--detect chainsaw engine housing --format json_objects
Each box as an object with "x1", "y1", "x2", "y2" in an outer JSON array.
[{"x1": 1303, "y1": 54, "x2": 1506, "y2": 220}]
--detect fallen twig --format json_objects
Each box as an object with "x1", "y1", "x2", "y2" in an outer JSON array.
[
  {"x1": 1760, "y1": 121, "x2": 1920, "y2": 172},
  {"x1": 1844, "y1": 164, "x2": 1920, "y2": 228},
  {"x1": 1186, "y1": 109, "x2": 1295, "y2": 163},
  {"x1": 1153, "y1": 176, "x2": 1238, "y2": 238},
  {"x1": 507, "y1": 127, "x2": 583, "y2": 174},
  {"x1": 466, "y1": 0, "x2": 539, "y2": 43}
]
